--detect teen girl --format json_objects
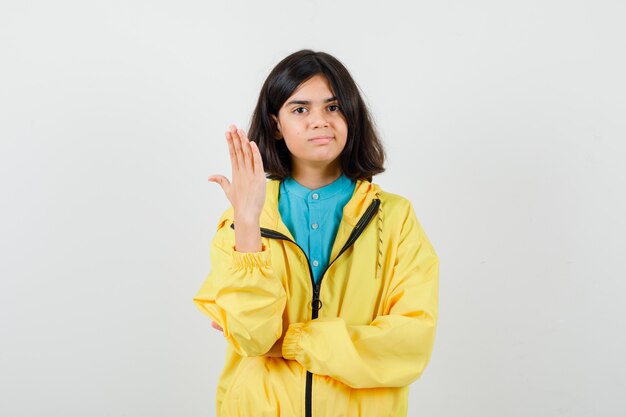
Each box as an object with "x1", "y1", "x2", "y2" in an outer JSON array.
[{"x1": 193, "y1": 50, "x2": 439, "y2": 417}]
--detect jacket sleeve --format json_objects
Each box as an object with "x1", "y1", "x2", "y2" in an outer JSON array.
[
  {"x1": 193, "y1": 212, "x2": 287, "y2": 357},
  {"x1": 281, "y1": 203, "x2": 439, "y2": 389}
]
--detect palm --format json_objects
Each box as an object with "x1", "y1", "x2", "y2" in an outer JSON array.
[{"x1": 209, "y1": 125, "x2": 266, "y2": 221}]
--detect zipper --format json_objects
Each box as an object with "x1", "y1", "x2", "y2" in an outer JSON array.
[{"x1": 230, "y1": 197, "x2": 380, "y2": 417}]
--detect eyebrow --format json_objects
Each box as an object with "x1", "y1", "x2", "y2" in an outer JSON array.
[{"x1": 285, "y1": 96, "x2": 338, "y2": 106}]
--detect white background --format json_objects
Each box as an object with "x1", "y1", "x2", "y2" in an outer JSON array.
[{"x1": 1, "y1": 1, "x2": 625, "y2": 416}]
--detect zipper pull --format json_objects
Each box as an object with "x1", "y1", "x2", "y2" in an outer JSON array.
[{"x1": 311, "y1": 285, "x2": 322, "y2": 312}]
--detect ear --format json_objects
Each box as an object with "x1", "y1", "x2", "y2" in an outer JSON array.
[{"x1": 271, "y1": 114, "x2": 283, "y2": 140}]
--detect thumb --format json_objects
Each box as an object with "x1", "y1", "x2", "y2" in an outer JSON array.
[{"x1": 208, "y1": 175, "x2": 231, "y2": 194}]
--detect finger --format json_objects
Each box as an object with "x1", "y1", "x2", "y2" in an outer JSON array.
[
  {"x1": 250, "y1": 141, "x2": 264, "y2": 175},
  {"x1": 211, "y1": 321, "x2": 224, "y2": 332},
  {"x1": 238, "y1": 129, "x2": 254, "y2": 171},
  {"x1": 208, "y1": 175, "x2": 231, "y2": 195},
  {"x1": 230, "y1": 127, "x2": 246, "y2": 172},
  {"x1": 225, "y1": 131, "x2": 238, "y2": 171},
  {"x1": 237, "y1": 126, "x2": 247, "y2": 141}
]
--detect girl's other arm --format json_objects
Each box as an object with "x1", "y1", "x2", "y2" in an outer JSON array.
[{"x1": 282, "y1": 204, "x2": 439, "y2": 388}]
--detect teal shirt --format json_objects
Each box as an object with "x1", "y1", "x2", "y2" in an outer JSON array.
[{"x1": 278, "y1": 174, "x2": 356, "y2": 284}]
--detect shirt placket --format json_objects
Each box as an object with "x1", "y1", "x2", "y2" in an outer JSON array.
[{"x1": 308, "y1": 192, "x2": 323, "y2": 283}]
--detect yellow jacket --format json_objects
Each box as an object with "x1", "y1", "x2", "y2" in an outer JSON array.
[{"x1": 193, "y1": 179, "x2": 439, "y2": 417}]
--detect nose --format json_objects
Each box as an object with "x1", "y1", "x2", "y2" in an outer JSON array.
[{"x1": 309, "y1": 107, "x2": 329, "y2": 129}]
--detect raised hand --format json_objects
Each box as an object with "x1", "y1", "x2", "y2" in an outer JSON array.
[{"x1": 208, "y1": 124, "x2": 266, "y2": 252}]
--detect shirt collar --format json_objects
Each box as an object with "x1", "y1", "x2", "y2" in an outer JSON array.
[
  {"x1": 236, "y1": 177, "x2": 381, "y2": 234},
  {"x1": 281, "y1": 174, "x2": 354, "y2": 201}
]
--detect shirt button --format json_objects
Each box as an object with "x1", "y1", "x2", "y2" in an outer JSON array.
[
  {"x1": 312, "y1": 260, "x2": 319, "y2": 267},
  {"x1": 311, "y1": 223, "x2": 319, "y2": 230},
  {"x1": 312, "y1": 193, "x2": 319, "y2": 200}
]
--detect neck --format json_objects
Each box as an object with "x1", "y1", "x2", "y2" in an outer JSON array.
[{"x1": 290, "y1": 161, "x2": 342, "y2": 190}]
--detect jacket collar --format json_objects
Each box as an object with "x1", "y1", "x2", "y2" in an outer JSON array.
[
  {"x1": 259, "y1": 178, "x2": 381, "y2": 238},
  {"x1": 219, "y1": 178, "x2": 381, "y2": 245},
  {"x1": 218, "y1": 178, "x2": 382, "y2": 269}
]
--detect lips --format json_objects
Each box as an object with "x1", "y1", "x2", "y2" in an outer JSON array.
[{"x1": 309, "y1": 136, "x2": 334, "y2": 144}]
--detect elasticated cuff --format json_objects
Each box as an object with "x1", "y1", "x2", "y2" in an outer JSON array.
[
  {"x1": 231, "y1": 244, "x2": 270, "y2": 269},
  {"x1": 282, "y1": 322, "x2": 305, "y2": 360}
]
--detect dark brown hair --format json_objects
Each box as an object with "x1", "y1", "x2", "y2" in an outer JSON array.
[{"x1": 248, "y1": 49, "x2": 386, "y2": 181}]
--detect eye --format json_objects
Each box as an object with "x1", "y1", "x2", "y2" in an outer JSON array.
[
  {"x1": 328, "y1": 104, "x2": 340, "y2": 112},
  {"x1": 293, "y1": 107, "x2": 307, "y2": 114}
]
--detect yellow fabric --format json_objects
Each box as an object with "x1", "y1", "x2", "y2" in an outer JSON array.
[{"x1": 193, "y1": 179, "x2": 439, "y2": 417}]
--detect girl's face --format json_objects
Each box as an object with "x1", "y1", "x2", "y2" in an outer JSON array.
[{"x1": 272, "y1": 75, "x2": 348, "y2": 174}]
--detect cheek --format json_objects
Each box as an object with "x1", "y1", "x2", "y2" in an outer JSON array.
[
  {"x1": 287, "y1": 124, "x2": 304, "y2": 134},
  {"x1": 281, "y1": 118, "x2": 303, "y2": 134},
  {"x1": 334, "y1": 119, "x2": 348, "y2": 137}
]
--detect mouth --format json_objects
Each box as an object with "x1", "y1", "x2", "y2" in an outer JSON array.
[{"x1": 308, "y1": 136, "x2": 334, "y2": 144}]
